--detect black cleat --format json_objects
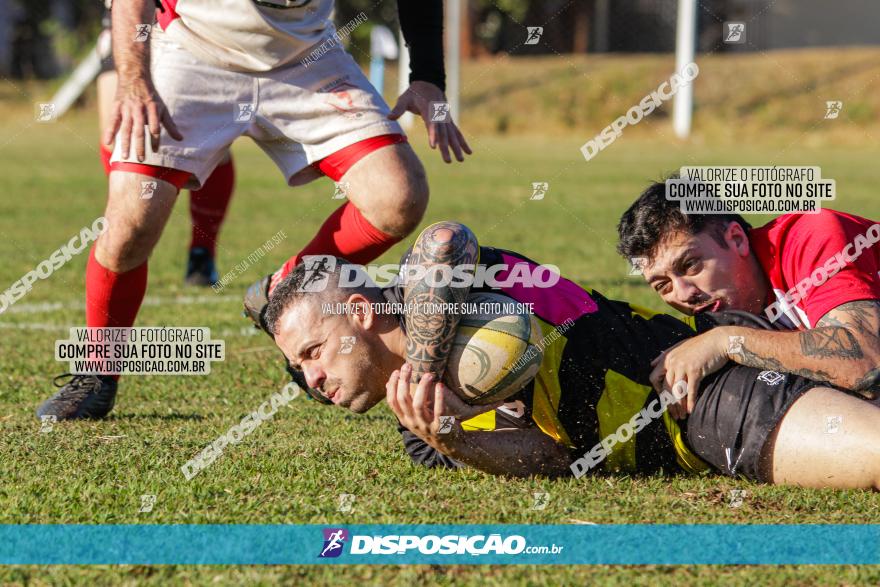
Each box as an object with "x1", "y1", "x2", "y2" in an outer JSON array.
[
  {"x1": 243, "y1": 274, "x2": 272, "y2": 334},
  {"x1": 36, "y1": 373, "x2": 118, "y2": 420},
  {"x1": 185, "y1": 247, "x2": 219, "y2": 287},
  {"x1": 243, "y1": 275, "x2": 329, "y2": 404}
]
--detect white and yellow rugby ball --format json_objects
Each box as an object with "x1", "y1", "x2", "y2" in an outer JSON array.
[{"x1": 444, "y1": 292, "x2": 544, "y2": 405}]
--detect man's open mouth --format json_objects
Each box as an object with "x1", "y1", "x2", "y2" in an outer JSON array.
[{"x1": 694, "y1": 300, "x2": 723, "y2": 314}]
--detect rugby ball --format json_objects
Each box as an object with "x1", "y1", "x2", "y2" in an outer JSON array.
[{"x1": 444, "y1": 292, "x2": 544, "y2": 405}]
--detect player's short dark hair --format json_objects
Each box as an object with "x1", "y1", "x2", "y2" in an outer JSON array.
[
  {"x1": 264, "y1": 257, "x2": 382, "y2": 336},
  {"x1": 616, "y1": 177, "x2": 752, "y2": 261}
]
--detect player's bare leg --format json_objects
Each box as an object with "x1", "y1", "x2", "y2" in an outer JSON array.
[
  {"x1": 340, "y1": 141, "x2": 429, "y2": 240},
  {"x1": 97, "y1": 171, "x2": 179, "y2": 272},
  {"x1": 245, "y1": 140, "x2": 428, "y2": 331},
  {"x1": 97, "y1": 70, "x2": 233, "y2": 286},
  {"x1": 36, "y1": 172, "x2": 180, "y2": 420},
  {"x1": 761, "y1": 387, "x2": 880, "y2": 490}
]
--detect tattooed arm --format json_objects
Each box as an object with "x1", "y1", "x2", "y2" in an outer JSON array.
[
  {"x1": 402, "y1": 221, "x2": 479, "y2": 385},
  {"x1": 652, "y1": 300, "x2": 880, "y2": 417},
  {"x1": 722, "y1": 300, "x2": 880, "y2": 397}
]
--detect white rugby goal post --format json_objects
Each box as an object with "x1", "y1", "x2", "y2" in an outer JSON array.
[{"x1": 674, "y1": 0, "x2": 697, "y2": 138}]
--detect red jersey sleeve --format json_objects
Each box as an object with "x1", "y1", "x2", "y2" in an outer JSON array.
[{"x1": 777, "y1": 209, "x2": 880, "y2": 326}]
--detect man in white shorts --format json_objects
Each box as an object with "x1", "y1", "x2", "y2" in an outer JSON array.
[{"x1": 38, "y1": 0, "x2": 470, "y2": 420}]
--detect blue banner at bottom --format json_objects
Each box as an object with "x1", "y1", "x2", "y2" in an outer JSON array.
[{"x1": 0, "y1": 524, "x2": 877, "y2": 565}]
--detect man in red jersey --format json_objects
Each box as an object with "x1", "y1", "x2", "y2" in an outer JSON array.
[
  {"x1": 37, "y1": 0, "x2": 470, "y2": 420},
  {"x1": 617, "y1": 180, "x2": 880, "y2": 418}
]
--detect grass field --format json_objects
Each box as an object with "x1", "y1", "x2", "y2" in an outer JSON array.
[{"x1": 1, "y1": 51, "x2": 880, "y2": 584}]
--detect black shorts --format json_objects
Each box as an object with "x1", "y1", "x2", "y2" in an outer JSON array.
[{"x1": 685, "y1": 363, "x2": 822, "y2": 482}]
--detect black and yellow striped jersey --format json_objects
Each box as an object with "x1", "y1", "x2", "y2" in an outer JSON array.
[{"x1": 391, "y1": 245, "x2": 712, "y2": 476}]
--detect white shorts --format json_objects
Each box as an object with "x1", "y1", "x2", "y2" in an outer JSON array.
[{"x1": 111, "y1": 29, "x2": 404, "y2": 189}]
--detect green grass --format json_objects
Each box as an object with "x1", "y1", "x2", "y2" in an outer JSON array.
[{"x1": 1, "y1": 52, "x2": 880, "y2": 584}]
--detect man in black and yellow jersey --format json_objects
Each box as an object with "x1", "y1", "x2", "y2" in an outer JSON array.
[{"x1": 262, "y1": 221, "x2": 880, "y2": 490}]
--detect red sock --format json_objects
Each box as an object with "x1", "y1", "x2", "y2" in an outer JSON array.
[
  {"x1": 189, "y1": 158, "x2": 235, "y2": 256},
  {"x1": 269, "y1": 202, "x2": 401, "y2": 293},
  {"x1": 86, "y1": 247, "x2": 148, "y2": 380},
  {"x1": 99, "y1": 144, "x2": 112, "y2": 176}
]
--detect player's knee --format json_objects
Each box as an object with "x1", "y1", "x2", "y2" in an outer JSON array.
[
  {"x1": 94, "y1": 222, "x2": 158, "y2": 272},
  {"x1": 398, "y1": 168, "x2": 429, "y2": 235},
  {"x1": 372, "y1": 164, "x2": 428, "y2": 238}
]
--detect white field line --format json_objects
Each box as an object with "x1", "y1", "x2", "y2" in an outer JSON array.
[
  {"x1": 0, "y1": 293, "x2": 259, "y2": 339},
  {"x1": 2, "y1": 294, "x2": 240, "y2": 315},
  {"x1": 0, "y1": 322, "x2": 265, "y2": 340}
]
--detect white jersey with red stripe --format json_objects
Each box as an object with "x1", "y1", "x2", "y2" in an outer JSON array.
[{"x1": 159, "y1": 0, "x2": 336, "y2": 72}]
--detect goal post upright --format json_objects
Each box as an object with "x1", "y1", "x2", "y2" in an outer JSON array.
[{"x1": 674, "y1": 0, "x2": 697, "y2": 138}]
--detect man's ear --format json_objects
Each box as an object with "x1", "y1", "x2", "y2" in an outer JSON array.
[
  {"x1": 726, "y1": 221, "x2": 751, "y2": 257},
  {"x1": 346, "y1": 293, "x2": 374, "y2": 330}
]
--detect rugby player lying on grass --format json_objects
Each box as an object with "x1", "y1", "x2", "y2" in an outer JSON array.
[
  {"x1": 618, "y1": 183, "x2": 880, "y2": 419},
  {"x1": 262, "y1": 222, "x2": 880, "y2": 490}
]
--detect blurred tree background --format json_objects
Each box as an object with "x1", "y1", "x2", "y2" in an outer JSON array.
[{"x1": 1, "y1": 0, "x2": 603, "y2": 79}]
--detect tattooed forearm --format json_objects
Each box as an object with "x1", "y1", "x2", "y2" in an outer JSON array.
[
  {"x1": 727, "y1": 300, "x2": 880, "y2": 391},
  {"x1": 799, "y1": 327, "x2": 863, "y2": 359},
  {"x1": 816, "y1": 300, "x2": 880, "y2": 392},
  {"x1": 404, "y1": 222, "x2": 479, "y2": 383},
  {"x1": 735, "y1": 342, "x2": 836, "y2": 384}
]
